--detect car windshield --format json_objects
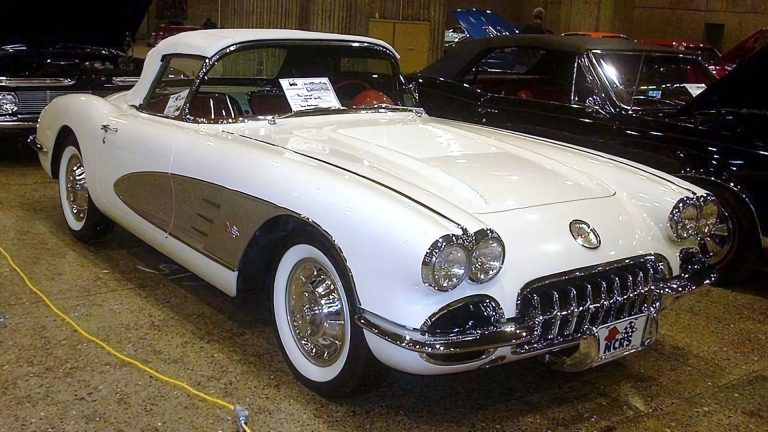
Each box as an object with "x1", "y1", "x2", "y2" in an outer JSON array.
[
  {"x1": 592, "y1": 51, "x2": 715, "y2": 110},
  {"x1": 181, "y1": 41, "x2": 416, "y2": 122}
]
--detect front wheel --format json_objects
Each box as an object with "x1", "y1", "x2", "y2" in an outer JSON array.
[
  {"x1": 701, "y1": 190, "x2": 759, "y2": 286},
  {"x1": 271, "y1": 230, "x2": 385, "y2": 398},
  {"x1": 58, "y1": 139, "x2": 113, "y2": 242}
]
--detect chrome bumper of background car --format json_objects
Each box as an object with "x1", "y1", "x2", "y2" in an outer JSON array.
[
  {"x1": 358, "y1": 250, "x2": 715, "y2": 366},
  {"x1": 0, "y1": 120, "x2": 36, "y2": 130}
]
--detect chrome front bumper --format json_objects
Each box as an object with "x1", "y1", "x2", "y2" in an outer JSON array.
[
  {"x1": 357, "y1": 250, "x2": 714, "y2": 366},
  {"x1": 356, "y1": 310, "x2": 539, "y2": 354},
  {"x1": 27, "y1": 135, "x2": 46, "y2": 154}
]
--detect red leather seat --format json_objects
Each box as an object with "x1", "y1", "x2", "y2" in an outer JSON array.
[
  {"x1": 188, "y1": 92, "x2": 243, "y2": 120},
  {"x1": 248, "y1": 90, "x2": 292, "y2": 116}
]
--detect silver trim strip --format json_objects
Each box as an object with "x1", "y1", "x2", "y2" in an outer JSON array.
[
  {"x1": 356, "y1": 309, "x2": 538, "y2": 354},
  {"x1": 112, "y1": 77, "x2": 140, "y2": 86},
  {"x1": 0, "y1": 120, "x2": 36, "y2": 129},
  {"x1": 0, "y1": 78, "x2": 75, "y2": 87}
]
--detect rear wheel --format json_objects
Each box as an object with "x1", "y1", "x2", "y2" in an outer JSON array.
[
  {"x1": 57, "y1": 137, "x2": 113, "y2": 242},
  {"x1": 270, "y1": 229, "x2": 385, "y2": 398}
]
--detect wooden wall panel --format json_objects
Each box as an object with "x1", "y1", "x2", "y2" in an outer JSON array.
[
  {"x1": 221, "y1": 0, "x2": 301, "y2": 29},
  {"x1": 631, "y1": 0, "x2": 768, "y2": 49},
  {"x1": 369, "y1": 0, "x2": 447, "y2": 63},
  {"x1": 216, "y1": 0, "x2": 444, "y2": 63}
]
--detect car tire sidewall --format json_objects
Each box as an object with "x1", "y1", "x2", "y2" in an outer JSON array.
[
  {"x1": 272, "y1": 242, "x2": 352, "y2": 384},
  {"x1": 58, "y1": 145, "x2": 87, "y2": 232}
]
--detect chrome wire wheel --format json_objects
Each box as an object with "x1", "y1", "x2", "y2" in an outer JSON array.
[
  {"x1": 271, "y1": 234, "x2": 386, "y2": 397},
  {"x1": 57, "y1": 140, "x2": 113, "y2": 242},
  {"x1": 64, "y1": 152, "x2": 89, "y2": 223},
  {"x1": 286, "y1": 258, "x2": 346, "y2": 367},
  {"x1": 703, "y1": 206, "x2": 734, "y2": 267}
]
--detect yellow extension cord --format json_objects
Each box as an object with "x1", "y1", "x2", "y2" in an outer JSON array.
[{"x1": 0, "y1": 245, "x2": 252, "y2": 432}]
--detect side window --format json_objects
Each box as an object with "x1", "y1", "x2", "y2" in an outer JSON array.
[
  {"x1": 141, "y1": 56, "x2": 205, "y2": 117},
  {"x1": 463, "y1": 48, "x2": 572, "y2": 103},
  {"x1": 574, "y1": 60, "x2": 600, "y2": 107},
  {"x1": 196, "y1": 47, "x2": 288, "y2": 119}
]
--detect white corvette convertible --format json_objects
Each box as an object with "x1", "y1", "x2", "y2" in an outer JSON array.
[{"x1": 32, "y1": 29, "x2": 719, "y2": 397}]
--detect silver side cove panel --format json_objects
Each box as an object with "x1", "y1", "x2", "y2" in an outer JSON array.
[{"x1": 114, "y1": 172, "x2": 293, "y2": 270}]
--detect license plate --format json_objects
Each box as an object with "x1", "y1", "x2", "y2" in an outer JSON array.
[{"x1": 596, "y1": 314, "x2": 648, "y2": 364}]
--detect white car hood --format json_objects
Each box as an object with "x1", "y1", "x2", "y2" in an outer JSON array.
[{"x1": 226, "y1": 113, "x2": 615, "y2": 214}]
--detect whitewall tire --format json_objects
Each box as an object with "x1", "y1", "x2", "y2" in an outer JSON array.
[
  {"x1": 57, "y1": 137, "x2": 113, "y2": 242},
  {"x1": 270, "y1": 230, "x2": 385, "y2": 398}
]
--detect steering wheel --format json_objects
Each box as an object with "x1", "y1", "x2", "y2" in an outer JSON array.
[{"x1": 333, "y1": 80, "x2": 371, "y2": 100}]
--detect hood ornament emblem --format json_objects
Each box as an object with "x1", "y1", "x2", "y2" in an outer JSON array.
[{"x1": 570, "y1": 220, "x2": 601, "y2": 249}]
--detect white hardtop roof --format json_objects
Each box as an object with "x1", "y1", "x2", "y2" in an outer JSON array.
[{"x1": 125, "y1": 29, "x2": 398, "y2": 106}]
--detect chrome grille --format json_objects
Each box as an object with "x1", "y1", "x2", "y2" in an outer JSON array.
[
  {"x1": 16, "y1": 90, "x2": 91, "y2": 114},
  {"x1": 516, "y1": 255, "x2": 664, "y2": 350}
]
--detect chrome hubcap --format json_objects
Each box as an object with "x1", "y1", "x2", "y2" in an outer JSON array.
[
  {"x1": 703, "y1": 207, "x2": 733, "y2": 266},
  {"x1": 65, "y1": 154, "x2": 88, "y2": 222},
  {"x1": 286, "y1": 258, "x2": 345, "y2": 367}
]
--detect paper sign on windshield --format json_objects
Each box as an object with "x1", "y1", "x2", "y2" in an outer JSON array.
[
  {"x1": 279, "y1": 78, "x2": 342, "y2": 112},
  {"x1": 683, "y1": 83, "x2": 707, "y2": 97},
  {"x1": 164, "y1": 89, "x2": 189, "y2": 117}
]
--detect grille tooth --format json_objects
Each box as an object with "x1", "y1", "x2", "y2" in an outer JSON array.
[
  {"x1": 622, "y1": 272, "x2": 635, "y2": 317},
  {"x1": 549, "y1": 289, "x2": 561, "y2": 339},
  {"x1": 605, "y1": 275, "x2": 621, "y2": 325},
  {"x1": 517, "y1": 256, "x2": 662, "y2": 350},
  {"x1": 564, "y1": 286, "x2": 579, "y2": 335},
  {"x1": 633, "y1": 270, "x2": 644, "y2": 315}
]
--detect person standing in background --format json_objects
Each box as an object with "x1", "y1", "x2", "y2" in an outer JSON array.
[
  {"x1": 202, "y1": 17, "x2": 218, "y2": 29},
  {"x1": 520, "y1": 7, "x2": 553, "y2": 34}
]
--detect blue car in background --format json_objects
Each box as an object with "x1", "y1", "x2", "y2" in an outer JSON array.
[{"x1": 444, "y1": 8, "x2": 519, "y2": 48}]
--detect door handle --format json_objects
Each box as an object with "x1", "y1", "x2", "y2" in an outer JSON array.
[{"x1": 101, "y1": 124, "x2": 118, "y2": 133}]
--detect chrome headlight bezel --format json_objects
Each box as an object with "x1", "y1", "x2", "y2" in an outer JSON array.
[
  {"x1": 668, "y1": 193, "x2": 720, "y2": 241},
  {"x1": 421, "y1": 234, "x2": 469, "y2": 292},
  {"x1": 422, "y1": 229, "x2": 505, "y2": 291},
  {"x1": 697, "y1": 194, "x2": 719, "y2": 236},
  {"x1": 0, "y1": 92, "x2": 18, "y2": 114},
  {"x1": 468, "y1": 229, "x2": 506, "y2": 283}
]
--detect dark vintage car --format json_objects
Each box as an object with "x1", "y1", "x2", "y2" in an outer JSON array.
[
  {"x1": 148, "y1": 23, "x2": 202, "y2": 47},
  {"x1": 0, "y1": 1, "x2": 149, "y2": 144},
  {"x1": 711, "y1": 28, "x2": 768, "y2": 77},
  {"x1": 636, "y1": 38, "x2": 722, "y2": 74},
  {"x1": 413, "y1": 35, "x2": 768, "y2": 284}
]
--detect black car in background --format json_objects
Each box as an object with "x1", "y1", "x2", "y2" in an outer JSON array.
[
  {"x1": 413, "y1": 35, "x2": 768, "y2": 284},
  {"x1": 0, "y1": 1, "x2": 150, "y2": 145}
]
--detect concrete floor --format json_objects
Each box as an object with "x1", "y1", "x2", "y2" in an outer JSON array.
[{"x1": 1, "y1": 146, "x2": 767, "y2": 431}]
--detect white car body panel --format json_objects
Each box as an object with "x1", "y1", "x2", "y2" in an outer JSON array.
[{"x1": 34, "y1": 29, "x2": 713, "y2": 377}]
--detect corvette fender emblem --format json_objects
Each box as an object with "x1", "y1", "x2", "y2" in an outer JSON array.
[
  {"x1": 569, "y1": 220, "x2": 601, "y2": 249},
  {"x1": 225, "y1": 222, "x2": 240, "y2": 238}
]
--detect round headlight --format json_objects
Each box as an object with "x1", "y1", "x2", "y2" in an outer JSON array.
[
  {"x1": 668, "y1": 197, "x2": 699, "y2": 241},
  {"x1": 433, "y1": 244, "x2": 469, "y2": 291},
  {"x1": 0, "y1": 92, "x2": 18, "y2": 114},
  {"x1": 469, "y1": 235, "x2": 505, "y2": 283},
  {"x1": 422, "y1": 234, "x2": 469, "y2": 291},
  {"x1": 697, "y1": 194, "x2": 719, "y2": 235}
]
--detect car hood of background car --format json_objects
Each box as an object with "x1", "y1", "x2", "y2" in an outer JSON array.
[
  {"x1": 1, "y1": 0, "x2": 151, "y2": 49},
  {"x1": 450, "y1": 8, "x2": 519, "y2": 39},
  {"x1": 718, "y1": 28, "x2": 768, "y2": 65},
  {"x1": 0, "y1": 44, "x2": 142, "y2": 80},
  {"x1": 684, "y1": 43, "x2": 768, "y2": 113},
  {"x1": 228, "y1": 114, "x2": 615, "y2": 214}
]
